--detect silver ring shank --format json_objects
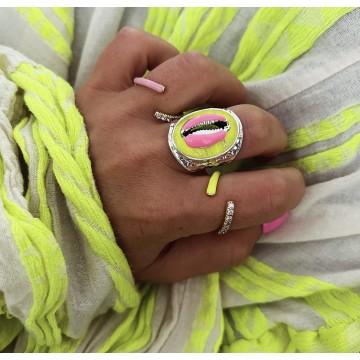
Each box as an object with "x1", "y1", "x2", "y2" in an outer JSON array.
[{"x1": 218, "y1": 201, "x2": 235, "y2": 235}]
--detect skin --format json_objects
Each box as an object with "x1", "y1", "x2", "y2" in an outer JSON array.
[{"x1": 76, "y1": 27, "x2": 305, "y2": 283}]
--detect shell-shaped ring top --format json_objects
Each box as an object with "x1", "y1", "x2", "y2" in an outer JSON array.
[{"x1": 168, "y1": 108, "x2": 243, "y2": 171}]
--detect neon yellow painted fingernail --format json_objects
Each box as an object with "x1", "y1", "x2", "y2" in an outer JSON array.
[{"x1": 206, "y1": 171, "x2": 221, "y2": 196}]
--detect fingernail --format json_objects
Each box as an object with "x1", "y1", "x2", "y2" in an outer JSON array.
[{"x1": 262, "y1": 212, "x2": 289, "y2": 234}]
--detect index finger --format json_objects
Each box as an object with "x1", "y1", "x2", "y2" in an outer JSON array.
[{"x1": 86, "y1": 27, "x2": 179, "y2": 91}]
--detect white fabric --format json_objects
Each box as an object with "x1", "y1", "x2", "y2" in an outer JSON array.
[{"x1": 260, "y1": 167, "x2": 360, "y2": 244}]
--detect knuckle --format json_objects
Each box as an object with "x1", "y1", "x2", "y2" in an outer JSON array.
[
  {"x1": 178, "y1": 51, "x2": 213, "y2": 79},
  {"x1": 261, "y1": 170, "x2": 290, "y2": 215},
  {"x1": 182, "y1": 50, "x2": 207, "y2": 63},
  {"x1": 117, "y1": 26, "x2": 143, "y2": 40},
  {"x1": 246, "y1": 107, "x2": 271, "y2": 144}
]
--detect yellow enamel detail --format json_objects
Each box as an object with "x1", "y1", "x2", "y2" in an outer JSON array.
[{"x1": 206, "y1": 171, "x2": 221, "y2": 196}]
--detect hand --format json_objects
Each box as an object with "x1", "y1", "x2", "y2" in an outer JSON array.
[{"x1": 76, "y1": 27, "x2": 305, "y2": 283}]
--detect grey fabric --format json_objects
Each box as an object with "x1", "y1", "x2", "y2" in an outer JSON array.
[
  {"x1": 119, "y1": 7, "x2": 148, "y2": 30},
  {"x1": 247, "y1": 9, "x2": 360, "y2": 114},
  {"x1": 70, "y1": 8, "x2": 125, "y2": 89},
  {"x1": 261, "y1": 298, "x2": 326, "y2": 331},
  {"x1": 0, "y1": 72, "x2": 33, "y2": 323},
  {"x1": 0, "y1": 8, "x2": 68, "y2": 78},
  {"x1": 255, "y1": 234, "x2": 360, "y2": 287},
  {"x1": 209, "y1": 8, "x2": 259, "y2": 68},
  {"x1": 69, "y1": 7, "x2": 95, "y2": 85}
]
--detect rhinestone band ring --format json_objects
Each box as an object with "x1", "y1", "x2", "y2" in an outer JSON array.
[
  {"x1": 168, "y1": 108, "x2": 243, "y2": 172},
  {"x1": 218, "y1": 201, "x2": 235, "y2": 235},
  {"x1": 154, "y1": 111, "x2": 183, "y2": 123}
]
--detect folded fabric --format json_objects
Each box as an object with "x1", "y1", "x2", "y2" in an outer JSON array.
[{"x1": 0, "y1": 7, "x2": 360, "y2": 353}]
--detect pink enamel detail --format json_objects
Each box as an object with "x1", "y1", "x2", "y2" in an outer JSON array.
[
  {"x1": 262, "y1": 213, "x2": 289, "y2": 234},
  {"x1": 133, "y1": 77, "x2": 165, "y2": 93},
  {"x1": 182, "y1": 114, "x2": 226, "y2": 132},
  {"x1": 184, "y1": 130, "x2": 227, "y2": 148}
]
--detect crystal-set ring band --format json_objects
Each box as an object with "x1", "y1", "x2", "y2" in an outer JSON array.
[
  {"x1": 168, "y1": 108, "x2": 243, "y2": 172},
  {"x1": 218, "y1": 201, "x2": 235, "y2": 235},
  {"x1": 154, "y1": 111, "x2": 183, "y2": 123}
]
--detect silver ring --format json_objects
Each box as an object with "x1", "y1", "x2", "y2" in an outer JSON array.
[
  {"x1": 218, "y1": 201, "x2": 235, "y2": 235},
  {"x1": 154, "y1": 111, "x2": 183, "y2": 123},
  {"x1": 168, "y1": 108, "x2": 243, "y2": 172}
]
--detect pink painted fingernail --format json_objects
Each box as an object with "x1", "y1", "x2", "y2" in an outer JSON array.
[
  {"x1": 133, "y1": 77, "x2": 165, "y2": 93},
  {"x1": 262, "y1": 212, "x2": 289, "y2": 234}
]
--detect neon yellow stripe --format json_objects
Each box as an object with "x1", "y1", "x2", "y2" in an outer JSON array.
[
  {"x1": 223, "y1": 288, "x2": 358, "y2": 353},
  {"x1": 51, "y1": 7, "x2": 74, "y2": 41},
  {"x1": 145, "y1": 7, "x2": 231, "y2": 57},
  {"x1": 11, "y1": 67, "x2": 95, "y2": 199},
  {"x1": 0, "y1": 296, "x2": 23, "y2": 350},
  {"x1": 97, "y1": 307, "x2": 139, "y2": 352},
  {"x1": 159, "y1": 8, "x2": 183, "y2": 40},
  {"x1": 251, "y1": 7, "x2": 355, "y2": 81},
  {"x1": 221, "y1": 257, "x2": 342, "y2": 303},
  {"x1": 11, "y1": 117, "x2": 31, "y2": 202},
  {"x1": 188, "y1": 8, "x2": 237, "y2": 56},
  {"x1": 0, "y1": 316, "x2": 23, "y2": 351},
  {"x1": 240, "y1": 7, "x2": 306, "y2": 81},
  {"x1": 143, "y1": 8, "x2": 169, "y2": 37},
  {"x1": 13, "y1": 117, "x2": 30, "y2": 165},
  {"x1": 21, "y1": 66, "x2": 99, "y2": 194},
  {"x1": 231, "y1": 7, "x2": 354, "y2": 81},
  {"x1": 169, "y1": 8, "x2": 210, "y2": 52},
  {"x1": 97, "y1": 285, "x2": 156, "y2": 352},
  {"x1": 114, "y1": 287, "x2": 156, "y2": 352},
  {"x1": 251, "y1": 103, "x2": 360, "y2": 176},
  {"x1": 42, "y1": 337, "x2": 82, "y2": 353},
  {"x1": 185, "y1": 273, "x2": 219, "y2": 352},
  {"x1": 306, "y1": 289, "x2": 360, "y2": 327},
  {"x1": 253, "y1": 103, "x2": 360, "y2": 176},
  {"x1": 0, "y1": 156, "x2": 68, "y2": 345},
  {"x1": 223, "y1": 323, "x2": 291, "y2": 352},
  {"x1": 213, "y1": 309, "x2": 224, "y2": 352},
  {"x1": 230, "y1": 304, "x2": 270, "y2": 340},
  {"x1": 285, "y1": 132, "x2": 360, "y2": 174},
  {"x1": 32, "y1": 120, "x2": 53, "y2": 230},
  {"x1": 225, "y1": 308, "x2": 298, "y2": 352},
  {"x1": 223, "y1": 315, "x2": 360, "y2": 352},
  {"x1": 287, "y1": 104, "x2": 360, "y2": 151},
  {"x1": 223, "y1": 310, "x2": 236, "y2": 347},
  {"x1": 16, "y1": 7, "x2": 72, "y2": 63},
  {"x1": 10, "y1": 62, "x2": 139, "y2": 314},
  {"x1": 221, "y1": 257, "x2": 360, "y2": 352},
  {"x1": 230, "y1": 8, "x2": 299, "y2": 79},
  {"x1": 17, "y1": 67, "x2": 68, "y2": 130}
]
